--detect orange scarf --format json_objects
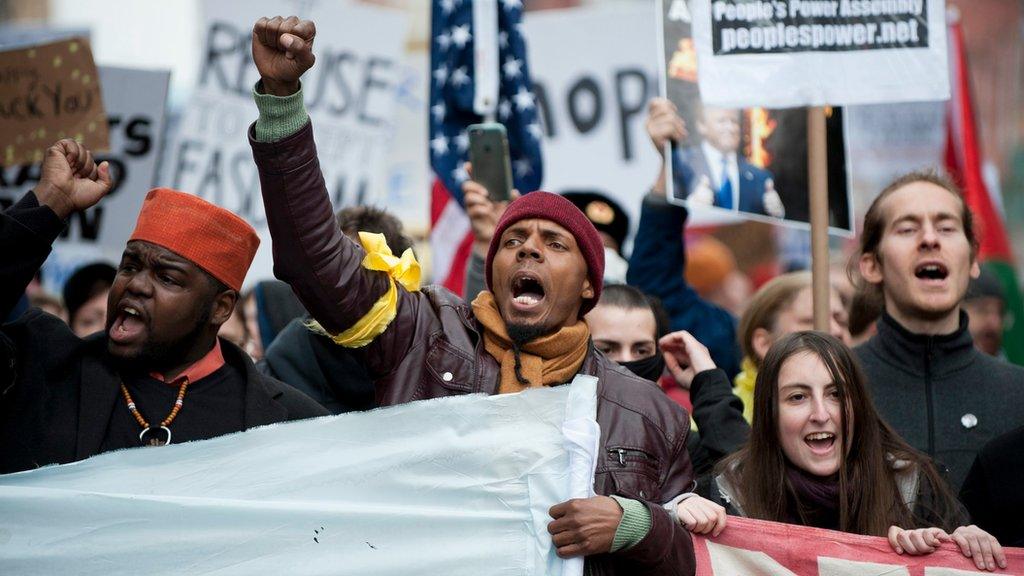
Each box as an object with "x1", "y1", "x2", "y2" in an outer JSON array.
[{"x1": 471, "y1": 291, "x2": 591, "y2": 394}]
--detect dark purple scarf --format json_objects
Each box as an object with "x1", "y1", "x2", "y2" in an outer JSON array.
[{"x1": 784, "y1": 463, "x2": 842, "y2": 530}]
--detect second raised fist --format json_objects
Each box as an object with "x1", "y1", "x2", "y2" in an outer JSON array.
[{"x1": 252, "y1": 16, "x2": 316, "y2": 96}]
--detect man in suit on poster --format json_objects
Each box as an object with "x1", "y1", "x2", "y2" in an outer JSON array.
[{"x1": 667, "y1": 102, "x2": 785, "y2": 219}]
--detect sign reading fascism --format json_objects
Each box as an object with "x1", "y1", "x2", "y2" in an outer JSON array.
[{"x1": 694, "y1": 516, "x2": 1024, "y2": 575}]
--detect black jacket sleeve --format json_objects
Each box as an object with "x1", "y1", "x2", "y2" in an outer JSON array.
[
  {"x1": 1, "y1": 191, "x2": 66, "y2": 319},
  {"x1": 689, "y1": 368, "x2": 749, "y2": 464}
]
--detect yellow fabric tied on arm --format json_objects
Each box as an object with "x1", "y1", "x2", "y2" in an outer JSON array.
[{"x1": 306, "y1": 232, "x2": 421, "y2": 348}]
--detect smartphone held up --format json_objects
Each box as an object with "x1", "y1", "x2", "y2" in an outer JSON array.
[{"x1": 468, "y1": 123, "x2": 514, "y2": 203}]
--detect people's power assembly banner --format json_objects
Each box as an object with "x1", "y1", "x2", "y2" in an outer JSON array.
[
  {"x1": 164, "y1": 0, "x2": 407, "y2": 286},
  {"x1": 689, "y1": 0, "x2": 949, "y2": 109},
  {"x1": 694, "y1": 516, "x2": 1024, "y2": 575},
  {"x1": 0, "y1": 377, "x2": 601, "y2": 576},
  {"x1": 658, "y1": 0, "x2": 854, "y2": 234},
  {"x1": 0, "y1": 64, "x2": 170, "y2": 294}
]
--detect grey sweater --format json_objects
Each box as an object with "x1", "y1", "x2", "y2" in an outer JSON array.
[{"x1": 855, "y1": 311, "x2": 1024, "y2": 491}]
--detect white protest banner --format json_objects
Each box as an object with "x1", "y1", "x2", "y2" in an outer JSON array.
[
  {"x1": 693, "y1": 516, "x2": 1024, "y2": 575},
  {"x1": 688, "y1": 0, "x2": 949, "y2": 108},
  {"x1": 0, "y1": 377, "x2": 600, "y2": 576},
  {"x1": 164, "y1": 0, "x2": 407, "y2": 285},
  {"x1": 524, "y1": 4, "x2": 746, "y2": 241},
  {"x1": 0, "y1": 65, "x2": 169, "y2": 293}
]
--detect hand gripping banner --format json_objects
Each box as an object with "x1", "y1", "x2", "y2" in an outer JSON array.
[{"x1": 693, "y1": 516, "x2": 1024, "y2": 575}]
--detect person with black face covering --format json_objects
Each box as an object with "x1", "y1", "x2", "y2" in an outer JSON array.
[{"x1": 586, "y1": 284, "x2": 748, "y2": 475}]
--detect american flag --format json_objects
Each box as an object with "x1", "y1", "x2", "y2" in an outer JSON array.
[{"x1": 429, "y1": 0, "x2": 544, "y2": 294}]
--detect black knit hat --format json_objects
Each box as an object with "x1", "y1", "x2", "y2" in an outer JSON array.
[
  {"x1": 561, "y1": 191, "x2": 629, "y2": 253},
  {"x1": 63, "y1": 262, "x2": 116, "y2": 324},
  {"x1": 485, "y1": 191, "x2": 605, "y2": 316}
]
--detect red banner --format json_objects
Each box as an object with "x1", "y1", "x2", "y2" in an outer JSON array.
[{"x1": 693, "y1": 517, "x2": 1024, "y2": 575}]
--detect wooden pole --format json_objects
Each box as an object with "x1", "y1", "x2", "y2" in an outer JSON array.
[{"x1": 808, "y1": 106, "x2": 830, "y2": 332}]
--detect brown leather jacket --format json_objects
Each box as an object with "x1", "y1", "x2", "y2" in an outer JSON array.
[{"x1": 250, "y1": 122, "x2": 696, "y2": 576}]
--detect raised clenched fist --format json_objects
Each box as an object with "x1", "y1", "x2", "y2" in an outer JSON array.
[
  {"x1": 252, "y1": 16, "x2": 316, "y2": 96},
  {"x1": 35, "y1": 139, "x2": 113, "y2": 220}
]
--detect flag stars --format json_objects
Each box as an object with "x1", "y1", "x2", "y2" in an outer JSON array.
[
  {"x1": 431, "y1": 103, "x2": 446, "y2": 122},
  {"x1": 436, "y1": 31, "x2": 452, "y2": 51},
  {"x1": 433, "y1": 65, "x2": 449, "y2": 86},
  {"x1": 450, "y1": 66, "x2": 470, "y2": 88},
  {"x1": 513, "y1": 86, "x2": 536, "y2": 111},
  {"x1": 431, "y1": 134, "x2": 450, "y2": 157},
  {"x1": 513, "y1": 158, "x2": 533, "y2": 178},
  {"x1": 452, "y1": 164, "x2": 470, "y2": 184},
  {"x1": 440, "y1": 0, "x2": 456, "y2": 15},
  {"x1": 451, "y1": 24, "x2": 472, "y2": 49},
  {"x1": 527, "y1": 122, "x2": 544, "y2": 140},
  {"x1": 455, "y1": 131, "x2": 470, "y2": 153},
  {"x1": 499, "y1": 31, "x2": 509, "y2": 50},
  {"x1": 502, "y1": 57, "x2": 522, "y2": 80},
  {"x1": 502, "y1": 0, "x2": 523, "y2": 11},
  {"x1": 498, "y1": 99, "x2": 512, "y2": 120}
]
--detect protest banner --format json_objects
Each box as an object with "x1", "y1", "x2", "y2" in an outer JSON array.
[
  {"x1": 0, "y1": 65, "x2": 169, "y2": 294},
  {"x1": 164, "y1": 0, "x2": 407, "y2": 285},
  {"x1": 657, "y1": 0, "x2": 853, "y2": 235},
  {"x1": 0, "y1": 377, "x2": 600, "y2": 576},
  {"x1": 688, "y1": 0, "x2": 950, "y2": 109},
  {"x1": 693, "y1": 516, "x2": 1024, "y2": 575},
  {"x1": 0, "y1": 37, "x2": 110, "y2": 167}
]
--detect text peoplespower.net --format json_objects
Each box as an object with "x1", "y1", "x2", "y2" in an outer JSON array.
[{"x1": 718, "y1": 19, "x2": 921, "y2": 54}]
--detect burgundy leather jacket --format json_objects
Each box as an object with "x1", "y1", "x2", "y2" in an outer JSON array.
[{"x1": 250, "y1": 122, "x2": 696, "y2": 576}]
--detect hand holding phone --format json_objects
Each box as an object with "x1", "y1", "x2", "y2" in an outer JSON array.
[{"x1": 468, "y1": 123, "x2": 513, "y2": 203}]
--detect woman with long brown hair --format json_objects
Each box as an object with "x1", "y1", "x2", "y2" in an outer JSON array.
[{"x1": 672, "y1": 331, "x2": 1006, "y2": 572}]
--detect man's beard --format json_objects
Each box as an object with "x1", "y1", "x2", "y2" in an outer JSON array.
[
  {"x1": 505, "y1": 322, "x2": 556, "y2": 386},
  {"x1": 110, "y1": 307, "x2": 212, "y2": 376},
  {"x1": 506, "y1": 322, "x2": 551, "y2": 347}
]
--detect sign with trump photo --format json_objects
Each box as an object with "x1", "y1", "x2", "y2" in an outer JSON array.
[{"x1": 658, "y1": 0, "x2": 853, "y2": 234}]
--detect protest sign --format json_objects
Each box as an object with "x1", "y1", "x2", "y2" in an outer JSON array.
[
  {"x1": 693, "y1": 516, "x2": 1024, "y2": 575},
  {"x1": 0, "y1": 377, "x2": 600, "y2": 576},
  {"x1": 164, "y1": 0, "x2": 408, "y2": 284},
  {"x1": 658, "y1": 0, "x2": 853, "y2": 234},
  {"x1": 0, "y1": 65, "x2": 169, "y2": 293},
  {"x1": 688, "y1": 0, "x2": 950, "y2": 109},
  {"x1": 0, "y1": 37, "x2": 110, "y2": 167},
  {"x1": 523, "y1": 4, "x2": 750, "y2": 244}
]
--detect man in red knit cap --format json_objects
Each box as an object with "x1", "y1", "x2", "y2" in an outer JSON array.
[
  {"x1": 246, "y1": 16, "x2": 698, "y2": 576},
  {"x1": 0, "y1": 139, "x2": 326, "y2": 474}
]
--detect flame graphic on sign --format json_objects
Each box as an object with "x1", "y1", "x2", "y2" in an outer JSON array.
[
  {"x1": 746, "y1": 108, "x2": 776, "y2": 168},
  {"x1": 669, "y1": 38, "x2": 698, "y2": 82}
]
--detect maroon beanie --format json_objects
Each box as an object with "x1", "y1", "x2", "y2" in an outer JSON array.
[{"x1": 485, "y1": 191, "x2": 605, "y2": 316}]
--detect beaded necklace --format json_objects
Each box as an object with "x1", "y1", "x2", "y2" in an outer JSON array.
[{"x1": 120, "y1": 377, "x2": 190, "y2": 446}]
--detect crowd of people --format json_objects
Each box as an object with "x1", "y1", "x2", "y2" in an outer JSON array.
[{"x1": 2, "y1": 14, "x2": 1023, "y2": 575}]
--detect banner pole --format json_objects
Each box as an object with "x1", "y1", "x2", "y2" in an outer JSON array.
[{"x1": 808, "y1": 106, "x2": 830, "y2": 332}]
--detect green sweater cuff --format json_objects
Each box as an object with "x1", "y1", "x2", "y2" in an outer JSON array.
[
  {"x1": 609, "y1": 495, "x2": 653, "y2": 552},
  {"x1": 252, "y1": 81, "x2": 310, "y2": 142}
]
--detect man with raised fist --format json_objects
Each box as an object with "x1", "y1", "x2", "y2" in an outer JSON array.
[
  {"x1": 248, "y1": 16, "x2": 697, "y2": 576},
  {"x1": 0, "y1": 139, "x2": 325, "y2": 474}
]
